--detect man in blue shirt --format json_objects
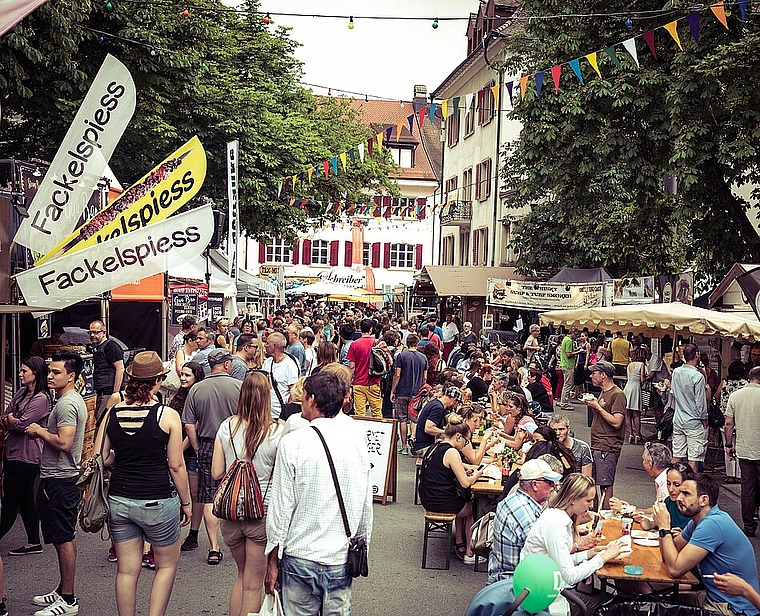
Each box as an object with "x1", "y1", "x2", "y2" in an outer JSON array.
[
  {"x1": 653, "y1": 473, "x2": 759, "y2": 616},
  {"x1": 488, "y1": 459, "x2": 561, "y2": 584},
  {"x1": 670, "y1": 344, "x2": 708, "y2": 473},
  {"x1": 389, "y1": 334, "x2": 428, "y2": 455},
  {"x1": 413, "y1": 387, "x2": 461, "y2": 456}
]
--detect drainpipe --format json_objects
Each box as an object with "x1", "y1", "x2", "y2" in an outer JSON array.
[{"x1": 490, "y1": 66, "x2": 504, "y2": 267}]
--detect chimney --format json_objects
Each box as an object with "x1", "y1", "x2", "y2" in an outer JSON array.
[{"x1": 413, "y1": 85, "x2": 428, "y2": 113}]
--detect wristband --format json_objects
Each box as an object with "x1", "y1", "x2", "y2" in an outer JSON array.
[
  {"x1": 181, "y1": 501, "x2": 191, "y2": 507},
  {"x1": 658, "y1": 528, "x2": 673, "y2": 538}
]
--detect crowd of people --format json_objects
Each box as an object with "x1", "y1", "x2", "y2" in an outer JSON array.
[{"x1": 0, "y1": 303, "x2": 759, "y2": 616}]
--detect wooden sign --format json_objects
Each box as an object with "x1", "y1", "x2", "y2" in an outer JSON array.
[{"x1": 353, "y1": 416, "x2": 397, "y2": 506}]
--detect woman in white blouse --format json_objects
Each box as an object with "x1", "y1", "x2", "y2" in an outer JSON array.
[{"x1": 521, "y1": 473, "x2": 626, "y2": 616}]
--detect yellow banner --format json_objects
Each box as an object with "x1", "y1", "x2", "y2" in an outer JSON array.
[{"x1": 37, "y1": 136, "x2": 206, "y2": 265}]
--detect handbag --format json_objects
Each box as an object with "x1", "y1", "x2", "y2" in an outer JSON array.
[
  {"x1": 212, "y1": 435, "x2": 265, "y2": 522},
  {"x1": 707, "y1": 399, "x2": 725, "y2": 428},
  {"x1": 311, "y1": 426, "x2": 369, "y2": 578},
  {"x1": 77, "y1": 409, "x2": 111, "y2": 536},
  {"x1": 251, "y1": 590, "x2": 285, "y2": 616},
  {"x1": 470, "y1": 511, "x2": 494, "y2": 558}
]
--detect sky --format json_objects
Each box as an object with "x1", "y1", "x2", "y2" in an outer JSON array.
[{"x1": 256, "y1": 0, "x2": 475, "y2": 102}]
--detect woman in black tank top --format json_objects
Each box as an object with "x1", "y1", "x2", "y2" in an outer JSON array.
[{"x1": 94, "y1": 351, "x2": 192, "y2": 616}]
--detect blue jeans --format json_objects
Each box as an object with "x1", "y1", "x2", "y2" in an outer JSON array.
[{"x1": 280, "y1": 553, "x2": 352, "y2": 616}]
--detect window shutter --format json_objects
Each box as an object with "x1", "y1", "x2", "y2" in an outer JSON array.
[
  {"x1": 329, "y1": 240, "x2": 339, "y2": 266},
  {"x1": 371, "y1": 242, "x2": 381, "y2": 268},
  {"x1": 472, "y1": 232, "x2": 479, "y2": 266},
  {"x1": 415, "y1": 244, "x2": 423, "y2": 270},
  {"x1": 302, "y1": 239, "x2": 312, "y2": 265},
  {"x1": 475, "y1": 164, "x2": 482, "y2": 200},
  {"x1": 258, "y1": 242, "x2": 266, "y2": 263},
  {"x1": 292, "y1": 241, "x2": 300, "y2": 265},
  {"x1": 344, "y1": 241, "x2": 353, "y2": 266},
  {"x1": 383, "y1": 243, "x2": 391, "y2": 269}
]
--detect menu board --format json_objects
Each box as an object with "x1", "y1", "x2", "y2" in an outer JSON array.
[
  {"x1": 208, "y1": 293, "x2": 224, "y2": 323},
  {"x1": 353, "y1": 416, "x2": 397, "y2": 505},
  {"x1": 168, "y1": 282, "x2": 208, "y2": 324}
]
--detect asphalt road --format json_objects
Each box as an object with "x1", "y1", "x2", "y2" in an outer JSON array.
[{"x1": 0, "y1": 400, "x2": 755, "y2": 615}]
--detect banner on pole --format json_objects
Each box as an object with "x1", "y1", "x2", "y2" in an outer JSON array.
[
  {"x1": 16, "y1": 205, "x2": 214, "y2": 309},
  {"x1": 487, "y1": 278, "x2": 606, "y2": 310},
  {"x1": 13, "y1": 55, "x2": 136, "y2": 254},
  {"x1": 36, "y1": 136, "x2": 206, "y2": 265},
  {"x1": 226, "y1": 140, "x2": 238, "y2": 279}
]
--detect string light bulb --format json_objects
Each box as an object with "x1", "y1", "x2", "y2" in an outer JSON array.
[
  {"x1": 263, "y1": 12, "x2": 270, "y2": 24},
  {"x1": 327, "y1": 88, "x2": 332, "y2": 96},
  {"x1": 432, "y1": 18, "x2": 439, "y2": 29},
  {"x1": 181, "y1": 8, "x2": 189, "y2": 17},
  {"x1": 348, "y1": 16, "x2": 354, "y2": 29},
  {"x1": 364, "y1": 94, "x2": 369, "y2": 102},
  {"x1": 625, "y1": 15, "x2": 633, "y2": 27}
]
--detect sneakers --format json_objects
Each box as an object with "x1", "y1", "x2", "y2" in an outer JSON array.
[
  {"x1": 34, "y1": 598, "x2": 79, "y2": 616},
  {"x1": 107, "y1": 546, "x2": 118, "y2": 562},
  {"x1": 8, "y1": 543, "x2": 43, "y2": 555},
  {"x1": 180, "y1": 534, "x2": 199, "y2": 551},
  {"x1": 462, "y1": 554, "x2": 476, "y2": 565},
  {"x1": 142, "y1": 550, "x2": 156, "y2": 569},
  {"x1": 397, "y1": 446, "x2": 409, "y2": 455},
  {"x1": 33, "y1": 591, "x2": 61, "y2": 607}
]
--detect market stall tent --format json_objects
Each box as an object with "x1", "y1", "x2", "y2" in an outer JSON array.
[{"x1": 539, "y1": 302, "x2": 760, "y2": 341}]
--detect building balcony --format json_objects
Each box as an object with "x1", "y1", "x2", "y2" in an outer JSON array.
[{"x1": 440, "y1": 201, "x2": 472, "y2": 226}]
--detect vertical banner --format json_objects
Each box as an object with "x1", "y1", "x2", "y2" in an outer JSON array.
[
  {"x1": 13, "y1": 54, "x2": 136, "y2": 254},
  {"x1": 0, "y1": 0, "x2": 49, "y2": 36},
  {"x1": 226, "y1": 140, "x2": 238, "y2": 280}
]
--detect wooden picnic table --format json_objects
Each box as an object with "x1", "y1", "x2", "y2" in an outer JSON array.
[{"x1": 596, "y1": 516, "x2": 699, "y2": 597}]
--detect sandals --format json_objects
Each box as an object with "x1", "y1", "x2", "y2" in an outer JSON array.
[
  {"x1": 453, "y1": 543, "x2": 466, "y2": 561},
  {"x1": 207, "y1": 550, "x2": 223, "y2": 565}
]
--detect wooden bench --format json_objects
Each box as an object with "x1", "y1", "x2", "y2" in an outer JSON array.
[
  {"x1": 414, "y1": 457, "x2": 423, "y2": 505},
  {"x1": 422, "y1": 511, "x2": 456, "y2": 570}
]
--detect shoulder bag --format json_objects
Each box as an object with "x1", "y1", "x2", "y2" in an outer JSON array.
[
  {"x1": 77, "y1": 408, "x2": 111, "y2": 536},
  {"x1": 212, "y1": 432, "x2": 266, "y2": 522},
  {"x1": 311, "y1": 426, "x2": 368, "y2": 578},
  {"x1": 470, "y1": 510, "x2": 495, "y2": 558}
]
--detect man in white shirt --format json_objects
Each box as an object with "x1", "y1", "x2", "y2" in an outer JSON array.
[
  {"x1": 440, "y1": 314, "x2": 459, "y2": 362},
  {"x1": 262, "y1": 332, "x2": 299, "y2": 420},
  {"x1": 644, "y1": 442, "x2": 671, "y2": 503},
  {"x1": 264, "y1": 371, "x2": 373, "y2": 615}
]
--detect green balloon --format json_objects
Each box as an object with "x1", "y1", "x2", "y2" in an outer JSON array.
[{"x1": 513, "y1": 554, "x2": 561, "y2": 613}]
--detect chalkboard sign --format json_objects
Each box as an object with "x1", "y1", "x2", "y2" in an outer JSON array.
[
  {"x1": 353, "y1": 416, "x2": 397, "y2": 505},
  {"x1": 170, "y1": 291, "x2": 199, "y2": 324},
  {"x1": 78, "y1": 355, "x2": 95, "y2": 398},
  {"x1": 208, "y1": 293, "x2": 224, "y2": 322}
]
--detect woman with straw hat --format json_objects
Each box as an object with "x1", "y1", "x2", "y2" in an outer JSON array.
[{"x1": 94, "y1": 351, "x2": 192, "y2": 616}]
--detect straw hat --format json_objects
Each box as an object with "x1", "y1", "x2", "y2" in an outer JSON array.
[{"x1": 125, "y1": 351, "x2": 170, "y2": 380}]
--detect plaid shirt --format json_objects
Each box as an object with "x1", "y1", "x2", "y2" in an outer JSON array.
[{"x1": 487, "y1": 489, "x2": 542, "y2": 584}]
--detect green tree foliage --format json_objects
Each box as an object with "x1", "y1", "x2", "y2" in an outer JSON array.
[
  {"x1": 0, "y1": 0, "x2": 397, "y2": 240},
  {"x1": 500, "y1": 1, "x2": 760, "y2": 281}
]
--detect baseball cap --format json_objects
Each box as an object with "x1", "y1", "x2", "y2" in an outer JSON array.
[
  {"x1": 520, "y1": 459, "x2": 562, "y2": 482},
  {"x1": 517, "y1": 416, "x2": 538, "y2": 434},
  {"x1": 443, "y1": 387, "x2": 463, "y2": 403},
  {"x1": 589, "y1": 360, "x2": 615, "y2": 377},
  {"x1": 208, "y1": 348, "x2": 233, "y2": 365}
]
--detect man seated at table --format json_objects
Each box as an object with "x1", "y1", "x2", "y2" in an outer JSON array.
[
  {"x1": 487, "y1": 459, "x2": 563, "y2": 584},
  {"x1": 653, "y1": 473, "x2": 760, "y2": 616},
  {"x1": 413, "y1": 387, "x2": 462, "y2": 456},
  {"x1": 610, "y1": 442, "x2": 672, "y2": 516}
]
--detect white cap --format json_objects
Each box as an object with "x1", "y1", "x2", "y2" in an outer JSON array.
[{"x1": 520, "y1": 459, "x2": 562, "y2": 482}]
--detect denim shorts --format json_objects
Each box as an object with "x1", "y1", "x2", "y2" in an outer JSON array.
[
  {"x1": 37, "y1": 477, "x2": 81, "y2": 545},
  {"x1": 280, "y1": 553, "x2": 352, "y2": 616},
  {"x1": 108, "y1": 494, "x2": 181, "y2": 547},
  {"x1": 184, "y1": 450, "x2": 198, "y2": 474}
]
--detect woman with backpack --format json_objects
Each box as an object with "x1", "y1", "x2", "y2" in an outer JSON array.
[{"x1": 211, "y1": 371, "x2": 283, "y2": 616}]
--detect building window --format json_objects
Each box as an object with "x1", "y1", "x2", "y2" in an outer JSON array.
[
  {"x1": 462, "y1": 167, "x2": 473, "y2": 202},
  {"x1": 363, "y1": 242, "x2": 370, "y2": 266},
  {"x1": 445, "y1": 176, "x2": 458, "y2": 203},
  {"x1": 390, "y1": 146, "x2": 413, "y2": 168},
  {"x1": 459, "y1": 231, "x2": 470, "y2": 266},
  {"x1": 442, "y1": 236, "x2": 455, "y2": 266},
  {"x1": 266, "y1": 239, "x2": 291, "y2": 263},
  {"x1": 464, "y1": 97, "x2": 475, "y2": 138},
  {"x1": 475, "y1": 158, "x2": 492, "y2": 201},
  {"x1": 478, "y1": 81, "x2": 495, "y2": 126},
  {"x1": 390, "y1": 243, "x2": 415, "y2": 268},
  {"x1": 474, "y1": 228, "x2": 489, "y2": 266},
  {"x1": 447, "y1": 110, "x2": 460, "y2": 147},
  {"x1": 311, "y1": 240, "x2": 329, "y2": 265}
]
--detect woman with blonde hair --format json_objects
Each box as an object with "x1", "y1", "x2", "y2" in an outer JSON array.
[
  {"x1": 211, "y1": 371, "x2": 283, "y2": 616},
  {"x1": 419, "y1": 414, "x2": 484, "y2": 564},
  {"x1": 521, "y1": 473, "x2": 626, "y2": 615}
]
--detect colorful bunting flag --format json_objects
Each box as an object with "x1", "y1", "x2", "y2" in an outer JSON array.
[
  {"x1": 367, "y1": 137, "x2": 373, "y2": 157},
  {"x1": 551, "y1": 65, "x2": 562, "y2": 91},
  {"x1": 452, "y1": 96, "x2": 460, "y2": 114},
  {"x1": 687, "y1": 13, "x2": 701, "y2": 43},
  {"x1": 568, "y1": 58, "x2": 584, "y2": 84},
  {"x1": 340, "y1": 152, "x2": 347, "y2": 171},
  {"x1": 418, "y1": 106, "x2": 426, "y2": 130},
  {"x1": 384, "y1": 126, "x2": 392, "y2": 144},
  {"x1": 348, "y1": 149, "x2": 355, "y2": 164},
  {"x1": 738, "y1": 0, "x2": 747, "y2": 20},
  {"x1": 490, "y1": 84, "x2": 499, "y2": 108},
  {"x1": 357, "y1": 143, "x2": 365, "y2": 163},
  {"x1": 535, "y1": 71, "x2": 544, "y2": 97},
  {"x1": 709, "y1": 2, "x2": 728, "y2": 29},
  {"x1": 277, "y1": 182, "x2": 283, "y2": 198},
  {"x1": 623, "y1": 38, "x2": 639, "y2": 68},
  {"x1": 307, "y1": 167, "x2": 313, "y2": 184},
  {"x1": 376, "y1": 132, "x2": 383, "y2": 154},
  {"x1": 331, "y1": 156, "x2": 338, "y2": 175},
  {"x1": 604, "y1": 46, "x2": 621, "y2": 68},
  {"x1": 407, "y1": 114, "x2": 414, "y2": 136},
  {"x1": 642, "y1": 30, "x2": 657, "y2": 59},
  {"x1": 292, "y1": 174, "x2": 297, "y2": 189},
  {"x1": 396, "y1": 121, "x2": 404, "y2": 140},
  {"x1": 429, "y1": 102, "x2": 437, "y2": 123},
  {"x1": 585, "y1": 52, "x2": 601, "y2": 78},
  {"x1": 465, "y1": 92, "x2": 474, "y2": 111},
  {"x1": 664, "y1": 21, "x2": 682, "y2": 50},
  {"x1": 519, "y1": 74, "x2": 528, "y2": 99},
  {"x1": 505, "y1": 82, "x2": 513, "y2": 106},
  {"x1": 441, "y1": 99, "x2": 448, "y2": 118}
]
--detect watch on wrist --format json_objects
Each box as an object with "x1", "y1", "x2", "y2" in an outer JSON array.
[{"x1": 659, "y1": 528, "x2": 673, "y2": 538}]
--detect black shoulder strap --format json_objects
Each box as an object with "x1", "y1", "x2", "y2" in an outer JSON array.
[
  {"x1": 267, "y1": 360, "x2": 286, "y2": 409},
  {"x1": 311, "y1": 426, "x2": 351, "y2": 538}
]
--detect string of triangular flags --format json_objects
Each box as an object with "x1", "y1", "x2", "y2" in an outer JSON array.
[
  {"x1": 432, "y1": 1, "x2": 745, "y2": 113},
  {"x1": 284, "y1": 194, "x2": 431, "y2": 219}
]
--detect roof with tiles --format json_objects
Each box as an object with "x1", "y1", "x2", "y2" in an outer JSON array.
[{"x1": 343, "y1": 98, "x2": 442, "y2": 182}]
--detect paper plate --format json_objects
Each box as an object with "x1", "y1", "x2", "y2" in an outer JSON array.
[
  {"x1": 634, "y1": 538, "x2": 659, "y2": 547},
  {"x1": 631, "y1": 530, "x2": 658, "y2": 540}
]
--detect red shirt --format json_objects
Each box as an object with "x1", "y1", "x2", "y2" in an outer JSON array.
[{"x1": 347, "y1": 335, "x2": 380, "y2": 386}]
